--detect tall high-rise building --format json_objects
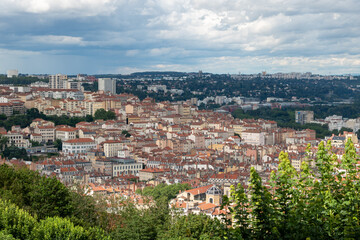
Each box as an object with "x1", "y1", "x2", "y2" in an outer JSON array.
[
  {"x1": 98, "y1": 78, "x2": 116, "y2": 94},
  {"x1": 295, "y1": 111, "x2": 314, "y2": 125},
  {"x1": 49, "y1": 74, "x2": 67, "y2": 89},
  {"x1": 7, "y1": 69, "x2": 18, "y2": 78},
  {"x1": 65, "y1": 80, "x2": 82, "y2": 90}
]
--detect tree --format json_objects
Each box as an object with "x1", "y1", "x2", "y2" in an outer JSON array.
[
  {"x1": 30, "y1": 176, "x2": 73, "y2": 219},
  {"x1": 248, "y1": 167, "x2": 277, "y2": 239},
  {"x1": 221, "y1": 183, "x2": 250, "y2": 239},
  {"x1": 33, "y1": 217, "x2": 89, "y2": 240},
  {"x1": 54, "y1": 139, "x2": 62, "y2": 151},
  {"x1": 0, "y1": 199, "x2": 37, "y2": 240},
  {"x1": 26, "y1": 108, "x2": 46, "y2": 119},
  {"x1": 121, "y1": 130, "x2": 131, "y2": 138},
  {"x1": 225, "y1": 139, "x2": 360, "y2": 239},
  {"x1": 69, "y1": 186, "x2": 104, "y2": 229},
  {"x1": 94, "y1": 109, "x2": 116, "y2": 120},
  {"x1": 136, "y1": 183, "x2": 191, "y2": 202},
  {"x1": 85, "y1": 115, "x2": 94, "y2": 122},
  {"x1": 30, "y1": 140, "x2": 43, "y2": 147},
  {"x1": 159, "y1": 214, "x2": 226, "y2": 240},
  {"x1": 0, "y1": 231, "x2": 16, "y2": 240},
  {"x1": 2, "y1": 145, "x2": 29, "y2": 160},
  {"x1": 0, "y1": 114, "x2": 7, "y2": 120},
  {"x1": 270, "y1": 152, "x2": 304, "y2": 239},
  {"x1": 0, "y1": 135, "x2": 8, "y2": 151},
  {"x1": 111, "y1": 203, "x2": 165, "y2": 240}
]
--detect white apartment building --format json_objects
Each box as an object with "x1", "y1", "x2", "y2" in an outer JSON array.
[
  {"x1": 112, "y1": 158, "x2": 143, "y2": 177},
  {"x1": 55, "y1": 127, "x2": 78, "y2": 141},
  {"x1": 241, "y1": 130, "x2": 265, "y2": 145},
  {"x1": 63, "y1": 138, "x2": 96, "y2": 154},
  {"x1": 34, "y1": 126, "x2": 56, "y2": 142},
  {"x1": 98, "y1": 78, "x2": 116, "y2": 94},
  {"x1": 64, "y1": 80, "x2": 82, "y2": 90},
  {"x1": 49, "y1": 74, "x2": 67, "y2": 89},
  {"x1": 7, "y1": 69, "x2": 18, "y2": 78},
  {"x1": 103, "y1": 140, "x2": 123, "y2": 157},
  {"x1": 6, "y1": 132, "x2": 30, "y2": 148}
]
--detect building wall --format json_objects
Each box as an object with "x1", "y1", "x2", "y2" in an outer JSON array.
[
  {"x1": 49, "y1": 74, "x2": 67, "y2": 89},
  {"x1": 295, "y1": 111, "x2": 314, "y2": 125},
  {"x1": 0, "y1": 104, "x2": 13, "y2": 116},
  {"x1": 63, "y1": 141, "x2": 96, "y2": 154},
  {"x1": 98, "y1": 78, "x2": 116, "y2": 94},
  {"x1": 113, "y1": 162, "x2": 143, "y2": 176},
  {"x1": 104, "y1": 142, "x2": 123, "y2": 157}
]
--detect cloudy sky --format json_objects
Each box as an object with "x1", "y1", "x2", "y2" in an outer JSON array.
[{"x1": 0, "y1": 0, "x2": 359, "y2": 75}]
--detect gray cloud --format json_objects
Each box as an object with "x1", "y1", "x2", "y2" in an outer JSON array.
[{"x1": 0, "y1": 0, "x2": 359, "y2": 74}]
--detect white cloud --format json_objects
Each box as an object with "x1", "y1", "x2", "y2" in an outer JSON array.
[
  {"x1": 196, "y1": 55, "x2": 360, "y2": 74},
  {"x1": 0, "y1": 0, "x2": 122, "y2": 16},
  {"x1": 148, "y1": 48, "x2": 171, "y2": 56},
  {"x1": 0, "y1": 48, "x2": 41, "y2": 56},
  {"x1": 31, "y1": 35, "x2": 86, "y2": 45},
  {"x1": 151, "y1": 64, "x2": 187, "y2": 71},
  {"x1": 113, "y1": 66, "x2": 147, "y2": 74},
  {"x1": 125, "y1": 50, "x2": 140, "y2": 56},
  {"x1": 1, "y1": 0, "x2": 360, "y2": 74}
]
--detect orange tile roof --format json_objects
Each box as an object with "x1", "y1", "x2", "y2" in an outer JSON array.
[
  {"x1": 64, "y1": 138, "x2": 94, "y2": 143},
  {"x1": 185, "y1": 184, "x2": 213, "y2": 196},
  {"x1": 198, "y1": 202, "x2": 217, "y2": 211},
  {"x1": 140, "y1": 168, "x2": 167, "y2": 173},
  {"x1": 56, "y1": 127, "x2": 78, "y2": 132}
]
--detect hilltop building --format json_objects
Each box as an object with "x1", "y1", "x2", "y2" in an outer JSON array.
[{"x1": 7, "y1": 69, "x2": 19, "y2": 78}]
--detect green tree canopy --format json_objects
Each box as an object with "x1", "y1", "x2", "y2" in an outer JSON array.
[
  {"x1": 158, "y1": 214, "x2": 226, "y2": 240},
  {"x1": 136, "y1": 183, "x2": 191, "y2": 202},
  {"x1": 94, "y1": 109, "x2": 116, "y2": 121}
]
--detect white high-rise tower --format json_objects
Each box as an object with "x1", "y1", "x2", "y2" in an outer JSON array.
[{"x1": 98, "y1": 78, "x2": 116, "y2": 94}]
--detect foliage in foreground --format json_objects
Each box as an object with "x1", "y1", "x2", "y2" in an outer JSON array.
[
  {"x1": 0, "y1": 165, "x2": 104, "y2": 229},
  {"x1": 223, "y1": 139, "x2": 360, "y2": 239},
  {"x1": 0, "y1": 165, "x2": 222, "y2": 240},
  {"x1": 0, "y1": 199, "x2": 109, "y2": 240}
]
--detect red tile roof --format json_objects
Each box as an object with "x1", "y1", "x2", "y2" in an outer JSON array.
[
  {"x1": 185, "y1": 184, "x2": 213, "y2": 196},
  {"x1": 64, "y1": 138, "x2": 94, "y2": 143}
]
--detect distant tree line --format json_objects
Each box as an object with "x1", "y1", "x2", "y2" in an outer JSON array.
[
  {"x1": 0, "y1": 76, "x2": 47, "y2": 85},
  {"x1": 232, "y1": 107, "x2": 359, "y2": 138},
  {"x1": 113, "y1": 75, "x2": 360, "y2": 102},
  {"x1": 0, "y1": 108, "x2": 116, "y2": 131}
]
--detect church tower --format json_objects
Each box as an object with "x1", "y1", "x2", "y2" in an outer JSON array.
[{"x1": 206, "y1": 185, "x2": 222, "y2": 205}]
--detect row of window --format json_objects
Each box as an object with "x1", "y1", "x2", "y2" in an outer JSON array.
[
  {"x1": 114, "y1": 170, "x2": 139, "y2": 175},
  {"x1": 65, "y1": 145, "x2": 91, "y2": 149},
  {"x1": 8, "y1": 136, "x2": 22, "y2": 139},
  {"x1": 114, "y1": 164, "x2": 142, "y2": 170},
  {"x1": 64, "y1": 149, "x2": 87, "y2": 153}
]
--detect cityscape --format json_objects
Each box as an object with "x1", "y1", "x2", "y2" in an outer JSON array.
[
  {"x1": 1, "y1": 0, "x2": 360, "y2": 239},
  {"x1": 1, "y1": 71, "x2": 360, "y2": 239}
]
